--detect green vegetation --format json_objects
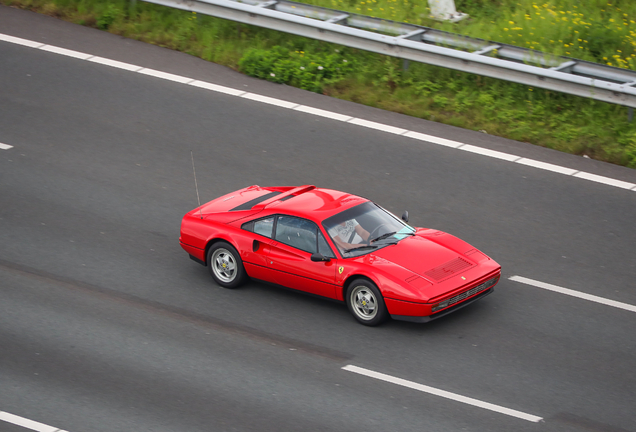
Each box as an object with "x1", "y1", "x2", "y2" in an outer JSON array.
[
  {"x1": 311, "y1": 0, "x2": 636, "y2": 69},
  {"x1": 3, "y1": 0, "x2": 636, "y2": 168},
  {"x1": 239, "y1": 45, "x2": 355, "y2": 93}
]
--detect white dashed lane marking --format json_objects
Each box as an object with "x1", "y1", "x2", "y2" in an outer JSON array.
[
  {"x1": 342, "y1": 365, "x2": 544, "y2": 422},
  {"x1": 0, "y1": 143, "x2": 13, "y2": 150},
  {"x1": 0, "y1": 411, "x2": 67, "y2": 432},
  {"x1": 1, "y1": 32, "x2": 635, "y2": 192},
  {"x1": 510, "y1": 276, "x2": 636, "y2": 313}
]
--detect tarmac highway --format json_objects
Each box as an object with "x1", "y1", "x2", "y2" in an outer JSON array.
[{"x1": 1, "y1": 6, "x2": 636, "y2": 432}]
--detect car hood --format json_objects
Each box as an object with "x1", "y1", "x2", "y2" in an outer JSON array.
[{"x1": 372, "y1": 235, "x2": 471, "y2": 282}]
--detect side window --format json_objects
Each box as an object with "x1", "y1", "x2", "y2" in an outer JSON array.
[
  {"x1": 254, "y1": 217, "x2": 274, "y2": 238},
  {"x1": 318, "y1": 231, "x2": 336, "y2": 258},
  {"x1": 275, "y1": 216, "x2": 317, "y2": 254},
  {"x1": 242, "y1": 217, "x2": 274, "y2": 238}
]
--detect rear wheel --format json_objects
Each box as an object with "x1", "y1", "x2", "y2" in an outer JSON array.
[
  {"x1": 345, "y1": 279, "x2": 388, "y2": 326},
  {"x1": 207, "y1": 242, "x2": 246, "y2": 289}
]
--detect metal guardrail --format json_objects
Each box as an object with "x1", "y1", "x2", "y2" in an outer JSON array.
[{"x1": 142, "y1": 0, "x2": 636, "y2": 108}]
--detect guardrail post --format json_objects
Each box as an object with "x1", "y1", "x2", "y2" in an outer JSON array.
[{"x1": 629, "y1": 107, "x2": 634, "y2": 123}]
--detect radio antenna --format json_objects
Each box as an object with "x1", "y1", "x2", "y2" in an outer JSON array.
[{"x1": 190, "y1": 151, "x2": 203, "y2": 219}]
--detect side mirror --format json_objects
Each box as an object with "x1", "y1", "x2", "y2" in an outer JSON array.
[
  {"x1": 401, "y1": 211, "x2": 409, "y2": 223},
  {"x1": 311, "y1": 253, "x2": 331, "y2": 262}
]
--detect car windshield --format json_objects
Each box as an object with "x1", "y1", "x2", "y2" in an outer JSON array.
[{"x1": 322, "y1": 201, "x2": 415, "y2": 258}]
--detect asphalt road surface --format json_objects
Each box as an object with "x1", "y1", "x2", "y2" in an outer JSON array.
[{"x1": 1, "y1": 6, "x2": 635, "y2": 432}]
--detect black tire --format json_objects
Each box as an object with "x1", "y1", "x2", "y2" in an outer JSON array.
[
  {"x1": 345, "y1": 278, "x2": 388, "y2": 326},
  {"x1": 207, "y1": 242, "x2": 246, "y2": 289}
]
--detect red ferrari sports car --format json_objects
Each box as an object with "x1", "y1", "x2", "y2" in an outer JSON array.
[{"x1": 180, "y1": 185, "x2": 500, "y2": 326}]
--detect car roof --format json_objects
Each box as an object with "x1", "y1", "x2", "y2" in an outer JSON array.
[{"x1": 261, "y1": 186, "x2": 369, "y2": 222}]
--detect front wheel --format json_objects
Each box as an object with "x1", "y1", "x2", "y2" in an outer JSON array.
[
  {"x1": 345, "y1": 279, "x2": 388, "y2": 326},
  {"x1": 207, "y1": 242, "x2": 246, "y2": 289}
]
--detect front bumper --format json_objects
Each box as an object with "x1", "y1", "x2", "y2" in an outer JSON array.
[{"x1": 389, "y1": 287, "x2": 495, "y2": 323}]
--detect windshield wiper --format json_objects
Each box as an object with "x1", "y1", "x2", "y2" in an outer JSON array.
[
  {"x1": 369, "y1": 231, "x2": 397, "y2": 243},
  {"x1": 344, "y1": 245, "x2": 378, "y2": 253}
]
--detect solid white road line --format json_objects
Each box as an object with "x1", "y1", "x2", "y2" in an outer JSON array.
[
  {"x1": 293, "y1": 105, "x2": 353, "y2": 121},
  {"x1": 347, "y1": 118, "x2": 408, "y2": 135},
  {"x1": 0, "y1": 411, "x2": 67, "y2": 432},
  {"x1": 189, "y1": 80, "x2": 246, "y2": 96},
  {"x1": 1, "y1": 32, "x2": 635, "y2": 192},
  {"x1": 0, "y1": 142, "x2": 13, "y2": 150},
  {"x1": 458, "y1": 144, "x2": 521, "y2": 162},
  {"x1": 0, "y1": 33, "x2": 44, "y2": 48},
  {"x1": 510, "y1": 276, "x2": 636, "y2": 313},
  {"x1": 137, "y1": 68, "x2": 194, "y2": 84},
  {"x1": 515, "y1": 158, "x2": 579, "y2": 175},
  {"x1": 342, "y1": 365, "x2": 543, "y2": 422},
  {"x1": 241, "y1": 93, "x2": 299, "y2": 109},
  {"x1": 88, "y1": 56, "x2": 143, "y2": 72},
  {"x1": 403, "y1": 131, "x2": 463, "y2": 148},
  {"x1": 573, "y1": 171, "x2": 636, "y2": 190},
  {"x1": 39, "y1": 45, "x2": 93, "y2": 60}
]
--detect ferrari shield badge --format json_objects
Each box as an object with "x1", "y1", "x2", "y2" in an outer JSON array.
[{"x1": 338, "y1": 266, "x2": 344, "y2": 274}]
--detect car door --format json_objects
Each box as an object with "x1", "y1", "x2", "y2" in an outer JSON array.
[
  {"x1": 239, "y1": 216, "x2": 277, "y2": 282},
  {"x1": 268, "y1": 215, "x2": 338, "y2": 298}
]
